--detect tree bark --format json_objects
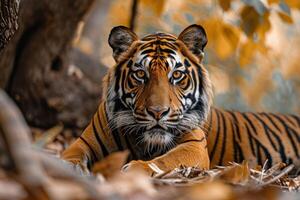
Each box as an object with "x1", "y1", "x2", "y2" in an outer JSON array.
[
  {"x1": 0, "y1": 0, "x2": 20, "y2": 50},
  {"x1": 0, "y1": 0, "x2": 108, "y2": 129},
  {"x1": 0, "y1": 0, "x2": 20, "y2": 86}
]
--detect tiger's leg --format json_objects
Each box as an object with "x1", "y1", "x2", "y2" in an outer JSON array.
[
  {"x1": 123, "y1": 129, "x2": 209, "y2": 175},
  {"x1": 62, "y1": 124, "x2": 97, "y2": 173},
  {"x1": 62, "y1": 119, "x2": 103, "y2": 171}
]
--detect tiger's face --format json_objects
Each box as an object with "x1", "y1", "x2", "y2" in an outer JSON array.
[{"x1": 104, "y1": 25, "x2": 212, "y2": 152}]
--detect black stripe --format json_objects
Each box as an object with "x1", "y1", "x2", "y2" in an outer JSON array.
[
  {"x1": 229, "y1": 112, "x2": 244, "y2": 163},
  {"x1": 112, "y1": 129, "x2": 124, "y2": 151},
  {"x1": 290, "y1": 114, "x2": 300, "y2": 127},
  {"x1": 125, "y1": 135, "x2": 137, "y2": 159},
  {"x1": 242, "y1": 113, "x2": 258, "y2": 134},
  {"x1": 262, "y1": 113, "x2": 282, "y2": 133},
  {"x1": 228, "y1": 111, "x2": 242, "y2": 141},
  {"x1": 97, "y1": 110, "x2": 124, "y2": 151},
  {"x1": 256, "y1": 142, "x2": 263, "y2": 165},
  {"x1": 206, "y1": 110, "x2": 214, "y2": 138},
  {"x1": 174, "y1": 62, "x2": 183, "y2": 69},
  {"x1": 180, "y1": 138, "x2": 205, "y2": 144},
  {"x1": 209, "y1": 110, "x2": 221, "y2": 160},
  {"x1": 92, "y1": 119, "x2": 109, "y2": 157},
  {"x1": 252, "y1": 113, "x2": 278, "y2": 150},
  {"x1": 141, "y1": 49, "x2": 156, "y2": 55},
  {"x1": 218, "y1": 112, "x2": 227, "y2": 165},
  {"x1": 141, "y1": 37, "x2": 156, "y2": 41},
  {"x1": 162, "y1": 42, "x2": 177, "y2": 49},
  {"x1": 282, "y1": 115, "x2": 296, "y2": 126},
  {"x1": 140, "y1": 43, "x2": 153, "y2": 50},
  {"x1": 253, "y1": 113, "x2": 287, "y2": 163},
  {"x1": 103, "y1": 107, "x2": 125, "y2": 151},
  {"x1": 160, "y1": 48, "x2": 176, "y2": 54},
  {"x1": 271, "y1": 114, "x2": 300, "y2": 158},
  {"x1": 79, "y1": 136, "x2": 96, "y2": 169},
  {"x1": 184, "y1": 59, "x2": 191, "y2": 67},
  {"x1": 244, "y1": 122, "x2": 256, "y2": 157},
  {"x1": 244, "y1": 117, "x2": 273, "y2": 167}
]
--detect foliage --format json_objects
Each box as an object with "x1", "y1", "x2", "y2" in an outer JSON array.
[{"x1": 79, "y1": 0, "x2": 300, "y2": 114}]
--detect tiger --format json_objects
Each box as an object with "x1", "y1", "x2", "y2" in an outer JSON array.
[{"x1": 62, "y1": 24, "x2": 300, "y2": 175}]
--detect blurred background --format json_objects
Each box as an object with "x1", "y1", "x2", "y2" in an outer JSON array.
[
  {"x1": 78, "y1": 0, "x2": 300, "y2": 114},
  {"x1": 0, "y1": 2, "x2": 299, "y2": 198},
  {"x1": 1, "y1": 0, "x2": 300, "y2": 131}
]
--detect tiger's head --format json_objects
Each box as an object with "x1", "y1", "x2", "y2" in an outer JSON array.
[{"x1": 103, "y1": 24, "x2": 212, "y2": 153}]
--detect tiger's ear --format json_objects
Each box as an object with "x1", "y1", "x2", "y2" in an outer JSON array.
[
  {"x1": 178, "y1": 24, "x2": 207, "y2": 60},
  {"x1": 109, "y1": 26, "x2": 138, "y2": 62}
]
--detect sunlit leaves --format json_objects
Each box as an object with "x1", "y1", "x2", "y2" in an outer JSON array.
[
  {"x1": 219, "y1": 0, "x2": 231, "y2": 11},
  {"x1": 277, "y1": 1, "x2": 293, "y2": 24},
  {"x1": 285, "y1": 0, "x2": 300, "y2": 9},
  {"x1": 277, "y1": 11, "x2": 293, "y2": 24},
  {"x1": 242, "y1": 0, "x2": 267, "y2": 15},
  {"x1": 240, "y1": 6, "x2": 261, "y2": 37},
  {"x1": 239, "y1": 39, "x2": 257, "y2": 66},
  {"x1": 203, "y1": 18, "x2": 241, "y2": 59},
  {"x1": 140, "y1": 0, "x2": 166, "y2": 16}
]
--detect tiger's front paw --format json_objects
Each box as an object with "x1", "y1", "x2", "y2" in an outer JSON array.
[{"x1": 122, "y1": 160, "x2": 154, "y2": 176}]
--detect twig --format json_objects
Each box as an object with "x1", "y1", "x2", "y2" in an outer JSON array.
[
  {"x1": 34, "y1": 125, "x2": 64, "y2": 148},
  {"x1": 257, "y1": 164, "x2": 294, "y2": 187},
  {"x1": 0, "y1": 90, "x2": 47, "y2": 187},
  {"x1": 129, "y1": 0, "x2": 138, "y2": 31},
  {"x1": 35, "y1": 151, "x2": 104, "y2": 199}
]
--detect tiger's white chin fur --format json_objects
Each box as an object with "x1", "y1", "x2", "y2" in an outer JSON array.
[{"x1": 143, "y1": 129, "x2": 174, "y2": 146}]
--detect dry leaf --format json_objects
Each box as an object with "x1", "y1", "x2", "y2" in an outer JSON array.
[
  {"x1": 140, "y1": 0, "x2": 166, "y2": 16},
  {"x1": 92, "y1": 150, "x2": 129, "y2": 179},
  {"x1": 277, "y1": 11, "x2": 294, "y2": 24},
  {"x1": 219, "y1": 0, "x2": 231, "y2": 11},
  {"x1": 202, "y1": 17, "x2": 240, "y2": 59},
  {"x1": 285, "y1": 0, "x2": 300, "y2": 9},
  {"x1": 239, "y1": 39, "x2": 257, "y2": 66},
  {"x1": 182, "y1": 181, "x2": 234, "y2": 200},
  {"x1": 219, "y1": 161, "x2": 250, "y2": 184}
]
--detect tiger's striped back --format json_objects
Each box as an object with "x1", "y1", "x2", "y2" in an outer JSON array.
[{"x1": 207, "y1": 108, "x2": 300, "y2": 168}]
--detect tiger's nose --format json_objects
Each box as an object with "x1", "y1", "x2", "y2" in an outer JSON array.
[{"x1": 146, "y1": 106, "x2": 170, "y2": 120}]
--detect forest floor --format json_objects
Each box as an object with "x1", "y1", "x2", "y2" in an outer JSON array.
[{"x1": 5, "y1": 125, "x2": 294, "y2": 200}]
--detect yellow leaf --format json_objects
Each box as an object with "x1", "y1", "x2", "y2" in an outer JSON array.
[
  {"x1": 92, "y1": 150, "x2": 129, "y2": 179},
  {"x1": 140, "y1": 0, "x2": 166, "y2": 16},
  {"x1": 219, "y1": 161, "x2": 250, "y2": 184},
  {"x1": 285, "y1": 0, "x2": 300, "y2": 9},
  {"x1": 108, "y1": 0, "x2": 131, "y2": 26},
  {"x1": 215, "y1": 32, "x2": 233, "y2": 59},
  {"x1": 268, "y1": 0, "x2": 279, "y2": 4},
  {"x1": 239, "y1": 39, "x2": 257, "y2": 66},
  {"x1": 240, "y1": 6, "x2": 260, "y2": 36},
  {"x1": 277, "y1": 11, "x2": 294, "y2": 24},
  {"x1": 219, "y1": 0, "x2": 231, "y2": 11},
  {"x1": 256, "y1": 11, "x2": 271, "y2": 41},
  {"x1": 202, "y1": 18, "x2": 240, "y2": 59}
]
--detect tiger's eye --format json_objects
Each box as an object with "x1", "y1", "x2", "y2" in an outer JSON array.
[
  {"x1": 172, "y1": 71, "x2": 183, "y2": 79},
  {"x1": 136, "y1": 70, "x2": 145, "y2": 79}
]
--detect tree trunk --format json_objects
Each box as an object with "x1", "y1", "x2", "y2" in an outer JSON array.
[
  {"x1": 0, "y1": 0, "x2": 108, "y2": 129},
  {"x1": 0, "y1": 0, "x2": 20, "y2": 50},
  {"x1": 0, "y1": 0, "x2": 20, "y2": 86}
]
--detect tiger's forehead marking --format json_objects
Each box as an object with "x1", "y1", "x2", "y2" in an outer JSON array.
[
  {"x1": 133, "y1": 33, "x2": 182, "y2": 72},
  {"x1": 141, "y1": 32, "x2": 177, "y2": 41}
]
